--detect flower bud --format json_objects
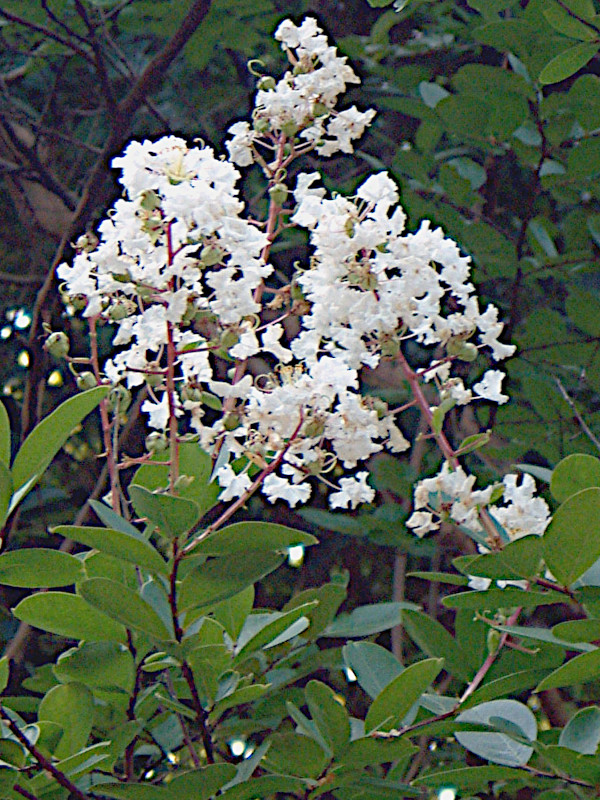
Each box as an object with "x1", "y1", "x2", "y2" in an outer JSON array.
[
  {"x1": 223, "y1": 412, "x2": 241, "y2": 431},
  {"x1": 137, "y1": 189, "x2": 162, "y2": 212},
  {"x1": 180, "y1": 383, "x2": 203, "y2": 403},
  {"x1": 220, "y1": 329, "x2": 239, "y2": 350},
  {"x1": 145, "y1": 431, "x2": 168, "y2": 453},
  {"x1": 70, "y1": 294, "x2": 88, "y2": 311},
  {"x1": 253, "y1": 116, "x2": 270, "y2": 134},
  {"x1": 257, "y1": 75, "x2": 276, "y2": 91},
  {"x1": 74, "y1": 232, "x2": 98, "y2": 253},
  {"x1": 448, "y1": 340, "x2": 478, "y2": 362},
  {"x1": 106, "y1": 384, "x2": 131, "y2": 414},
  {"x1": 200, "y1": 244, "x2": 225, "y2": 266},
  {"x1": 108, "y1": 298, "x2": 136, "y2": 321},
  {"x1": 76, "y1": 371, "x2": 97, "y2": 391},
  {"x1": 312, "y1": 101, "x2": 330, "y2": 117},
  {"x1": 144, "y1": 364, "x2": 164, "y2": 388},
  {"x1": 281, "y1": 119, "x2": 299, "y2": 137},
  {"x1": 174, "y1": 474, "x2": 194, "y2": 491},
  {"x1": 44, "y1": 331, "x2": 70, "y2": 359},
  {"x1": 381, "y1": 338, "x2": 399, "y2": 358},
  {"x1": 268, "y1": 182, "x2": 288, "y2": 207},
  {"x1": 303, "y1": 418, "x2": 325, "y2": 438}
]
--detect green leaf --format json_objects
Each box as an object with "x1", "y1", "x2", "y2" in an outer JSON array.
[
  {"x1": 343, "y1": 642, "x2": 403, "y2": 699},
  {"x1": 407, "y1": 571, "x2": 469, "y2": 586},
  {"x1": 262, "y1": 732, "x2": 329, "y2": 779},
  {"x1": 466, "y1": 669, "x2": 552, "y2": 707},
  {"x1": 322, "y1": 601, "x2": 419, "y2": 638},
  {"x1": 465, "y1": 536, "x2": 543, "y2": 581},
  {"x1": 282, "y1": 582, "x2": 347, "y2": 638},
  {"x1": 38, "y1": 682, "x2": 94, "y2": 758},
  {"x1": 402, "y1": 609, "x2": 474, "y2": 682},
  {"x1": 416, "y1": 765, "x2": 532, "y2": 789},
  {"x1": 100, "y1": 764, "x2": 237, "y2": 799},
  {"x1": 128, "y1": 485, "x2": 200, "y2": 540},
  {"x1": 536, "y1": 647, "x2": 600, "y2": 691},
  {"x1": 132, "y1": 442, "x2": 220, "y2": 519},
  {"x1": 367, "y1": 0, "x2": 394, "y2": 5},
  {"x1": 0, "y1": 656, "x2": 9, "y2": 694},
  {"x1": 0, "y1": 401, "x2": 11, "y2": 467},
  {"x1": 539, "y1": 744, "x2": 600, "y2": 782},
  {"x1": 209, "y1": 684, "x2": 269, "y2": 721},
  {"x1": 455, "y1": 700, "x2": 536, "y2": 767},
  {"x1": 178, "y1": 551, "x2": 284, "y2": 611},
  {"x1": 191, "y1": 521, "x2": 318, "y2": 555},
  {"x1": 365, "y1": 658, "x2": 444, "y2": 733},
  {"x1": 286, "y1": 700, "x2": 332, "y2": 756},
  {"x1": 0, "y1": 548, "x2": 82, "y2": 587},
  {"x1": 337, "y1": 737, "x2": 418, "y2": 769},
  {"x1": 53, "y1": 641, "x2": 134, "y2": 692},
  {"x1": 79, "y1": 578, "x2": 173, "y2": 640},
  {"x1": 305, "y1": 679, "x2": 351, "y2": 758},
  {"x1": 12, "y1": 591, "x2": 127, "y2": 642},
  {"x1": 539, "y1": 42, "x2": 599, "y2": 85},
  {"x1": 544, "y1": 2, "x2": 598, "y2": 40},
  {"x1": 544, "y1": 487, "x2": 600, "y2": 585},
  {"x1": 442, "y1": 587, "x2": 566, "y2": 609},
  {"x1": 234, "y1": 602, "x2": 316, "y2": 662},
  {"x1": 559, "y1": 706, "x2": 600, "y2": 754},
  {"x1": 89, "y1": 499, "x2": 149, "y2": 538},
  {"x1": 53, "y1": 525, "x2": 168, "y2": 576},
  {"x1": 10, "y1": 386, "x2": 109, "y2": 499},
  {"x1": 493, "y1": 624, "x2": 593, "y2": 652},
  {"x1": 209, "y1": 585, "x2": 254, "y2": 639},
  {"x1": 217, "y1": 775, "x2": 306, "y2": 800},
  {"x1": 550, "y1": 454, "x2": 600, "y2": 502},
  {"x1": 0, "y1": 460, "x2": 12, "y2": 527},
  {"x1": 552, "y1": 618, "x2": 600, "y2": 642}
]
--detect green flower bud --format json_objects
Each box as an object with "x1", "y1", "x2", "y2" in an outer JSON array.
[
  {"x1": 70, "y1": 294, "x2": 88, "y2": 311},
  {"x1": 257, "y1": 75, "x2": 276, "y2": 91},
  {"x1": 108, "y1": 298, "x2": 135, "y2": 321},
  {"x1": 446, "y1": 339, "x2": 479, "y2": 362},
  {"x1": 76, "y1": 371, "x2": 97, "y2": 391},
  {"x1": 45, "y1": 331, "x2": 70, "y2": 359},
  {"x1": 253, "y1": 116, "x2": 271, "y2": 134},
  {"x1": 174, "y1": 474, "x2": 194, "y2": 491},
  {"x1": 144, "y1": 365, "x2": 164, "y2": 388},
  {"x1": 487, "y1": 628, "x2": 501, "y2": 656},
  {"x1": 303, "y1": 418, "x2": 326, "y2": 438},
  {"x1": 381, "y1": 338, "x2": 399, "y2": 358},
  {"x1": 180, "y1": 383, "x2": 204, "y2": 403},
  {"x1": 268, "y1": 182, "x2": 288, "y2": 207},
  {"x1": 200, "y1": 243, "x2": 225, "y2": 266},
  {"x1": 223, "y1": 412, "x2": 241, "y2": 431},
  {"x1": 106, "y1": 384, "x2": 131, "y2": 414},
  {"x1": 220, "y1": 329, "x2": 239, "y2": 350},
  {"x1": 145, "y1": 431, "x2": 168, "y2": 453},
  {"x1": 281, "y1": 119, "x2": 299, "y2": 137},
  {"x1": 312, "y1": 101, "x2": 330, "y2": 117},
  {"x1": 74, "y1": 232, "x2": 98, "y2": 253}
]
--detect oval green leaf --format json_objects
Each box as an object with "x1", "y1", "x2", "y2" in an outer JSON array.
[
  {"x1": 539, "y1": 42, "x2": 599, "y2": 86},
  {"x1": 550, "y1": 454, "x2": 600, "y2": 503},
  {"x1": 79, "y1": 578, "x2": 173, "y2": 640},
  {"x1": 544, "y1": 487, "x2": 600, "y2": 586},
  {"x1": 365, "y1": 657, "x2": 444, "y2": 733},
  {"x1": 0, "y1": 548, "x2": 82, "y2": 587},
  {"x1": 536, "y1": 647, "x2": 600, "y2": 691},
  {"x1": 53, "y1": 525, "x2": 168, "y2": 576},
  {"x1": 455, "y1": 699, "x2": 536, "y2": 767},
  {"x1": 129, "y1": 485, "x2": 201, "y2": 540},
  {"x1": 10, "y1": 386, "x2": 109, "y2": 497},
  {"x1": 559, "y1": 706, "x2": 600, "y2": 754},
  {"x1": 38, "y1": 682, "x2": 94, "y2": 758},
  {"x1": 192, "y1": 521, "x2": 318, "y2": 555},
  {"x1": 12, "y1": 591, "x2": 127, "y2": 642}
]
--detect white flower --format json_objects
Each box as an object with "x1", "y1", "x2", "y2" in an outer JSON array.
[
  {"x1": 216, "y1": 465, "x2": 253, "y2": 501},
  {"x1": 473, "y1": 370, "x2": 509, "y2": 404},
  {"x1": 141, "y1": 391, "x2": 183, "y2": 430},
  {"x1": 329, "y1": 472, "x2": 375, "y2": 509},
  {"x1": 263, "y1": 474, "x2": 312, "y2": 506}
]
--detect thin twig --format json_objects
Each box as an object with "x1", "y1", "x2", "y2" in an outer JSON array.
[{"x1": 555, "y1": 377, "x2": 600, "y2": 453}]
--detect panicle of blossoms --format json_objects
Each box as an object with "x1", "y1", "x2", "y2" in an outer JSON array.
[
  {"x1": 407, "y1": 463, "x2": 550, "y2": 542},
  {"x1": 226, "y1": 17, "x2": 376, "y2": 167}
]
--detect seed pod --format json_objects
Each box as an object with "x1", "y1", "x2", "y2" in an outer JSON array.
[
  {"x1": 76, "y1": 371, "x2": 97, "y2": 391},
  {"x1": 44, "y1": 331, "x2": 70, "y2": 359},
  {"x1": 145, "y1": 431, "x2": 168, "y2": 453},
  {"x1": 200, "y1": 244, "x2": 225, "y2": 266},
  {"x1": 268, "y1": 182, "x2": 288, "y2": 207}
]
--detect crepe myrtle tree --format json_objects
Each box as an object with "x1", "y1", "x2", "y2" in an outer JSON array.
[{"x1": 0, "y1": 15, "x2": 599, "y2": 800}]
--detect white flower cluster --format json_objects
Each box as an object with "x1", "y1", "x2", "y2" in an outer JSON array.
[
  {"x1": 55, "y1": 17, "x2": 517, "y2": 513},
  {"x1": 226, "y1": 17, "x2": 376, "y2": 166},
  {"x1": 407, "y1": 464, "x2": 550, "y2": 541}
]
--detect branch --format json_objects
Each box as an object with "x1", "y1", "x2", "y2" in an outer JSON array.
[
  {"x1": 0, "y1": 707, "x2": 94, "y2": 800},
  {"x1": 0, "y1": 8, "x2": 93, "y2": 64}
]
